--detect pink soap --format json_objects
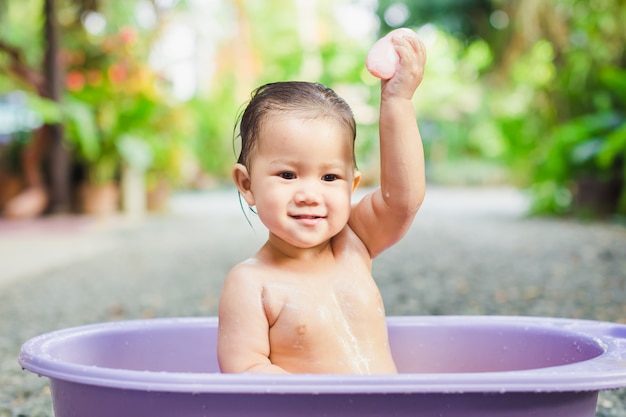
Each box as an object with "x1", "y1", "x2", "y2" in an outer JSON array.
[{"x1": 366, "y1": 28, "x2": 417, "y2": 79}]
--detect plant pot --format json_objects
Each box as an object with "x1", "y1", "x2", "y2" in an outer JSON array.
[
  {"x1": 147, "y1": 179, "x2": 170, "y2": 212},
  {"x1": 0, "y1": 173, "x2": 23, "y2": 210},
  {"x1": 78, "y1": 182, "x2": 119, "y2": 216},
  {"x1": 572, "y1": 175, "x2": 622, "y2": 217}
]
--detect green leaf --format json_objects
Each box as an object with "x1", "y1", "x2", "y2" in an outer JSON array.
[
  {"x1": 63, "y1": 99, "x2": 100, "y2": 162},
  {"x1": 25, "y1": 94, "x2": 62, "y2": 124},
  {"x1": 599, "y1": 67, "x2": 626, "y2": 105},
  {"x1": 597, "y1": 121, "x2": 626, "y2": 168},
  {"x1": 551, "y1": 112, "x2": 621, "y2": 147}
]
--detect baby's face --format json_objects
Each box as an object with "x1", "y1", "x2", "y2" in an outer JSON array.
[{"x1": 245, "y1": 115, "x2": 359, "y2": 249}]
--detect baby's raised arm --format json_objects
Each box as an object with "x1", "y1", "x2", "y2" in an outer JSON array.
[{"x1": 350, "y1": 30, "x2": 427, "y2": 258}]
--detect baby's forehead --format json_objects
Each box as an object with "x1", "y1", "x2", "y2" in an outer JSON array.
[
  {"x1": 258, "y1": 115, "x2": 353, "y2": 150},
  {"x1": 254, "y1": 113, "x2": 357, "y2": 165},
  {"x1": 261, "y1": 111, "x2": 352, "y2": 134}
]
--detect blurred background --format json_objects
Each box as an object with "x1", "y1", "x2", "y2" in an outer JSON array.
[
  {"x1": 2, "y1": 2, "x2": 626, "y2": 416},
  {"x1": 0, "y1": 0, "x2": 625, "y2": 220}
]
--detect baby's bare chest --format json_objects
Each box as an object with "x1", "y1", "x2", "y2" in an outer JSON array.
[
  {"x1": 263, "y1": 258, "x2": 381, "y2": 322},
  {"x1": 262, "y1": 263, "x2": 387, "y2": 357}
]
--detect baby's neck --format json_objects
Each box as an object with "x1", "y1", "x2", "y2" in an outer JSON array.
[{"x1": 261, "y1": 234, "x2": 335, "y2": 265}]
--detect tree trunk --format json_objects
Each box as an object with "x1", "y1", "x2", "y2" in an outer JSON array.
[{"x1": 44, "y1": 0, "x2": 71, "y2": 214}]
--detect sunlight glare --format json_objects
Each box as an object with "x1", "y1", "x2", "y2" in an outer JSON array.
[
  {"x1": 334, "y1": 0, "x2": 379, "y2": 39},
  {"x1": 82, "y1": 11, "x2": 106, "y2": 36},
  {"x1": 384, "y1": 3, "x2": 409, "y2": 28}
]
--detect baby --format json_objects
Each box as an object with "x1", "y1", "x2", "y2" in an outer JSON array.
[{"x1": 218, "y1": 31, "x2": 427, "y2": 374}]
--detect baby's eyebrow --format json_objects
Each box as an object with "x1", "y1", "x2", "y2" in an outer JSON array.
[
  {"x1": 268, "y1": 159, "x2": 347, "y2": 170},
  {"x1": 321, "y1": 161, "x2": 348, "y2": 171},
  {"x1": 268, "y1": 159, "x2": 298, "y2": 168}
]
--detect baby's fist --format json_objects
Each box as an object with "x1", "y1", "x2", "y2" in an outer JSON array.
[{"x1": 366, "y1": 28, "x2": 419, "y2": 80}]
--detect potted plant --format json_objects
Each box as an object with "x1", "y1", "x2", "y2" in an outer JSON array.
[
  {"x1": 62, "y1": 27, "x2": 184, "y2": 215},
  {"x1": 63, "y1": 95, "x2": 154, "y2": 216},
  {"x1": 531, "y1": 66, "x2": 626, "y2": 218},
  {"x1": 595, "y1": 66, "x2": 626, "y2": 216}
]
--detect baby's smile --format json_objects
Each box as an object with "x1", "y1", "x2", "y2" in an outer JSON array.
[{"x1": 291, "y1": 214, "x2": 325, "y2": 225}]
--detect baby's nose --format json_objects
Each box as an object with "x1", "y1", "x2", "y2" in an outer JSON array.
[{"x1": 294, "y1": 182, "x2": 321, "y2": 205}]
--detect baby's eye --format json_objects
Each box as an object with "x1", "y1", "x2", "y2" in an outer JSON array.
[
  {"x1": 278, "y1": 171, "x2": 296, "y2": 180},
  {"x1": 322, "y1": 174, "x2": 338, "y2": 182}
]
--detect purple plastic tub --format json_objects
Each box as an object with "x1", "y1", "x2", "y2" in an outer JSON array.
[{"x1": 19, "y1": 315, "x2": 626, "y2": 417}]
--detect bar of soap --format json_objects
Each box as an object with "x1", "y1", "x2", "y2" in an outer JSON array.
[{"x1": 366, "y1": 28, "x2": 417, "y2": 79}]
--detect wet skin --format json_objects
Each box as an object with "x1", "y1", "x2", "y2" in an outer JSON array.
[{"x1": 218, "y1": 32, "x2": 427, "y2": 374}]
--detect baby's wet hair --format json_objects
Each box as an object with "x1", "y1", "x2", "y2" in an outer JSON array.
[{"x1": 234, "y1": 81, "x2": 357, "y2": 169}]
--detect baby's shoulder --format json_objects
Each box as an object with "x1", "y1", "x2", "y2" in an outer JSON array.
[
  {"x1": 224, "y1": 256, "x2": 280, "y2": 287},
  {"x1": 220, "y1": 260, "x2": 268, "y2": 306},
  {"x1": 226, "y1": 258, "x2": 263, "y2": 280}
]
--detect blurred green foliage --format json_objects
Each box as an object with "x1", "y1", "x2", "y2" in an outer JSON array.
[
  {"x1": 61, "y1": 25, "x2": 190, "y2": 184},
  {"x1": 528, "y1": 2, "x2": 626, "y2": 217},
  {"x1": 377, "y1": 0, "x2": 626, "y2": 217},
  {"x1": 185, "y1": 0, "x2": 382, "y2": 184},
  {"x1": 1, "y1": 0, "x2": 625, "y2": 217},
  {"x1": 1, "y1": 1, "x2": 193, "y2": 187}
]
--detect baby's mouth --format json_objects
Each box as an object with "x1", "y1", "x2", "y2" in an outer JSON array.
[{"x1": 291, "y1": 214, "x2": 325, "y2": 224}]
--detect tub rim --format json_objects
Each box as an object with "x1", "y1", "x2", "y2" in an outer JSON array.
[{"x1": 19, "y1": 315, "x2": 626, "y2": 394}]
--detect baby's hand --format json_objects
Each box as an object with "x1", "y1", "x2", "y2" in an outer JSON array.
[{"x1": 366, "y1": 28, "x2": 426, "y2": 99}]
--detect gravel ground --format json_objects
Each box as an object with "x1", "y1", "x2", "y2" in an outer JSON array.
[{"x1": 1, "y1": 186, "x2": 625, "y2": 416}]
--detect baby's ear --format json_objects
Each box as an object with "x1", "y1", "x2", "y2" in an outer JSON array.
[
  {"x1": 352, "y1": 171, "x2": 362, "y2": 192},
  {"x1": 232, "y1": 164, "x2": 255, "y2": 206}
]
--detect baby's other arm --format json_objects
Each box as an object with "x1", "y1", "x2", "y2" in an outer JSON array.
[
  {"x1": 350, "y1": 31, "x2": 427, "y2": 258},
  {"x1": 217, "y1": 264, "x2": 289, "y2": 374}
]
